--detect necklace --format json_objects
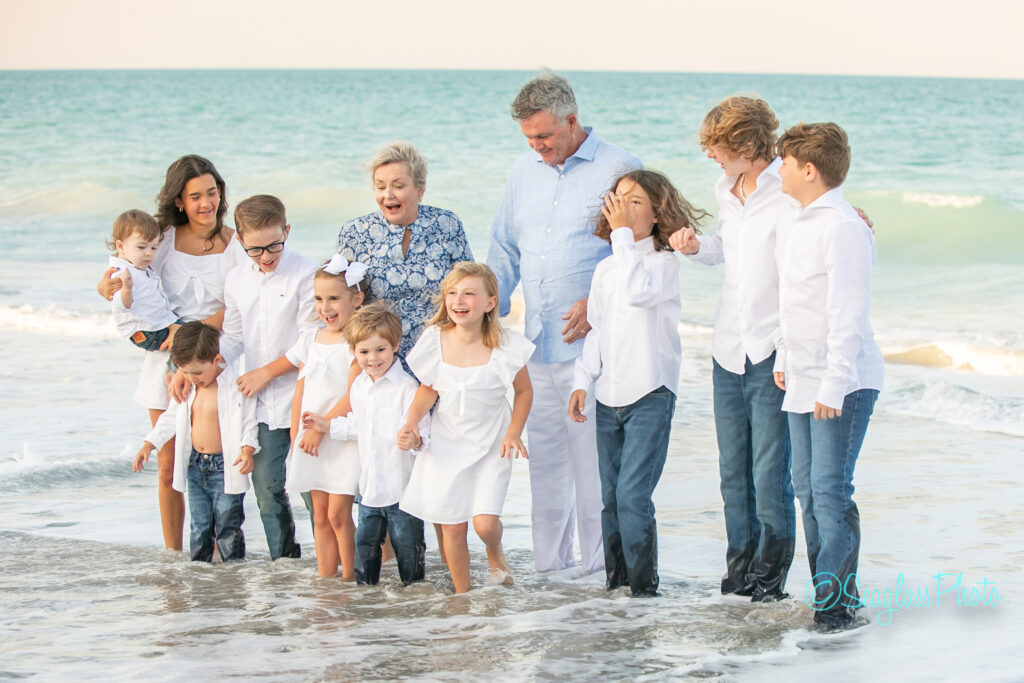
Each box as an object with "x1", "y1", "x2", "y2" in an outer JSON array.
[{"x1": 737, "y1": 173, "x2": 748, "y2": 202}]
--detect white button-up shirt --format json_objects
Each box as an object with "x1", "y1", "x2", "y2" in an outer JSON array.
[
  {"x1": 221, "y1": 247, "x2": 318, "y2": 429},
  {"x1": 108, "y1": 256, "x2": 179, "y2": 338},
  {"x1": 774, "y1": 187, "x2": 884, "y2": 413},
  {"x1": 688, "y1": 159, "x2": 798, "y2": 374},
  {"x1": 573, "y1": 228, "x2": 681, "y2": 407},
  {"x1": 330, "y1": 361, "x2": 430, "y2": 508}
]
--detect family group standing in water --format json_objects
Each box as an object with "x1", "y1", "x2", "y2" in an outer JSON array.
[{"x1": 101, "y1": 69, "x2": 882, "y2": 633}]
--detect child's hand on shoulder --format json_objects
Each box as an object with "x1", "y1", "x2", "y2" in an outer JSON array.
[
  {"x1": 233, "y1": 446, "x2": 255, "y2": 475},
  {"x1": 301, "y1": 411, "x2": 329, "y2": 434},
  {"x1": 397, "y1": 424, "x2": 421, "y2": 451},
  {"x1": 568, "y1": 389, "x2": 588, "y2": 423},
  {"x1": 133, "y1": 442, "x2": 154, "y2": 472},
  {"x1": 500, "y1": 431, "x2": 528, "y2": 459},
  {"x1": 299, "y1": 429, "x2": 323, "y2": 456}
]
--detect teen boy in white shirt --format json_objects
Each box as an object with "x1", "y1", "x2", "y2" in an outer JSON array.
[
  {"x1": 774, "y1": 122, "x2": 884, "y2": 632},
  {"x1": 220, "y1": 194, "x2": 318, "y2": 560}
]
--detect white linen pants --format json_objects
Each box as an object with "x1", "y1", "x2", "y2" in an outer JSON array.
[{"x1": 526, "y1": 358, "x2": 604, "y2": 573}]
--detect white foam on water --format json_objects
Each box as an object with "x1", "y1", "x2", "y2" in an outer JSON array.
[
  {"x1": 900, "y1": 191, "x2": 985, "y2": 208},
  {"x1": 0, "y1": 303, "x2": 117, "y2": 337}
]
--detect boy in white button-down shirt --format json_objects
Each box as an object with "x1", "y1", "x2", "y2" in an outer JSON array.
[
  {"x1": 774, "y1": 122, "x2": 884, "y2": 632},
  {"x1": 669, "y1": 97, "x2": 798, "y2": 603},
  {"x1": 303, "y1": 302, "x2": 430, "y2": 585},
  {"x1": 569, "y1": 169, "x2": 707, "y2": 597},
  {"x1": 219, "y1": 194, "x2": 318, "y2": 561}
]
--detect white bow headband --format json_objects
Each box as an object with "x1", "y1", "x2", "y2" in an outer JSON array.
[{"x1": 323, "y1": 253, "x2": 369, "y2": 291}]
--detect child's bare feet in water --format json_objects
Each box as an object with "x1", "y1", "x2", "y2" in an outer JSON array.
[{"x1": 487, "y1": 545, "x2": 514, "y2": 586}]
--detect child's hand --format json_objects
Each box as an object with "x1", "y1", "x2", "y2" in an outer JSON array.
[
  {"x1": 237, "y1": 367, "x2": 272, "y2": 398},
  {"x1": 813, "y1": 402, "x2": 841, "y2": 421},
  {"x1": 397, "y1": 424, "x2": 421, "y2": 451},
  {"x1": 169, "y1": 368, "x2": 190, "y2": 403},
  {"x1": 601, "y1": 191, "x2": 635, "y2": 231},
  {"x1": 500, "y1": 432, "x2": 528, "y2": 459},
  {"x1": 119, "y1": 268, "x2": 134, "y2": 308},
  {"x1": 568, "y1": 389, "x2": 588, "y2": 423},
  {"x1": 773, "y1": 371, "x2": 786, "y2": 391},
  {"x1": 98, "y1": 267, "x2": 122, "y2": 301},
  {"x1": 159, "y1": 323, "x2": 181, "y2": 352},
  {"x1": 133, "y1": 442, "x2": 155, "y2": 472},
  {"x1": 669, "y1": 227, "x2": 700, "y2": 254},
  {"x1": 233, "y1": 446, "x2": 255, "y2": 475},
  {"x1": 301, "y1": 411, "x2": 329, "y2": 434},
  {"x1": 299, "y1": 429, "x2": 324, "y2": 456}
]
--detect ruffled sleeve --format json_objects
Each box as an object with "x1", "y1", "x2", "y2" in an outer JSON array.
[
  {"x1": 491, "y1": 329, "x2": 535, "y2": 407},
  {"x1": 287, "y1": 329, "x2": 314, "y2": 371},
  {"x1": 406, "y1": 325, "x2": 441, "y2": 388}
]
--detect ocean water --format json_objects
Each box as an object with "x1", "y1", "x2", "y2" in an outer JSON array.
[{"x1": 1, "y1": 70, "x2": 1022, "y2": 681}]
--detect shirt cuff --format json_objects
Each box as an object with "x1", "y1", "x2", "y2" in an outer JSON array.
[
  {"x1": 773, "y1": 350, "x2": 786, "y2": 374},
  {"x1": 610, "y1": 227, "x2": 635, "y2": 254},
  {"x1": 816, "y1": 380, "x2": 847, "y2": 411},
  {"x1": 329, "y1": 414, "x2": 355, "y2": 441}
]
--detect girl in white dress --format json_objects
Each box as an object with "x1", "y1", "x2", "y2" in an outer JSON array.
[
  {"x1": 287, "y1": 255, "x2": 369, "y2": 579},
  {"x1": 399, "y1": 262, "x2": 534, "y2": 593}
]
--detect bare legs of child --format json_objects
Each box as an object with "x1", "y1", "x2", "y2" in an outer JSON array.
[
  {"x1": 440, "y1": 515, "x2": 513, "y2": 593},
  {"x1": 149, "y1": 408, "x2": 184, "y2": 551},
  {"x1": 310, "y1": 491, "x2": 356, "y2": 579},
  {"x1": 474, "y1": 514, "x2": 513, "y2": 586}
]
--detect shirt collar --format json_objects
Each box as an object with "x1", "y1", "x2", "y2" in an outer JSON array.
[
  {"x1": 248, "y1": 246, "x2": 288, "y2": 276},
  {"x1": 803, "y1": 186, "x2": 845, "y2": 212},
  {"x1": 366, "y1": 359, "x2": 407, "y2": 388},
  {"x1": 634, "y1": 235, "x2": 656, "y2": 254}
]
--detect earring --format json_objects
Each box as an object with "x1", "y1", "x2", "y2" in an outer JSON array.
[
  {"x1": 178, "y1": 206, "x2": 183, "y2": 213},
  {"x1": 486, "y1": 312, "x2": 491, "y2": 322}
]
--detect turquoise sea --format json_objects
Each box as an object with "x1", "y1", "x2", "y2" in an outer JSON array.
[{"x1": 1, "y1": 70, "x2": 1022, "y2": 680}]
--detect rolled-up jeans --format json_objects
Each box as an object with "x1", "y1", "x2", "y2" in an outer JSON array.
[
  {"x1": 187, "y1": 450, "x2": 245, "y2": 563},
  {"x1": 595, "y1": 386, "x2": 676, "y2": 597},
  {"x1": 789, "y1": 388, "x2": 878, "y2": 622}
]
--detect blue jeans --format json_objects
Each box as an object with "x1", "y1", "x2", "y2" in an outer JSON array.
[
  {"x1": 712, "y1": 355, "x2": 796, "y2": 597},
  {"x1": 253, "y1": 424, "x2": 303, "y2": 560},
  {"x1": 355, "y1": 503, "x2": 425, "y2": 586},
  {"x1": 130, "y1": 318, "x2": 184, "y2": 351},
  {"x1": 595, "y1": 386, "x2": 676, "y2": 596},
  {"x1": 187, "y1": 450, "x2": 245, "y2": 562},
  {"x1": 789, "y1": 388, "x2": 878, "y2": 624}
]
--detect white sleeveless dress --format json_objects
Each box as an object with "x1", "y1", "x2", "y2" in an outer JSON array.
[
  {"x1": 399, "y1": 326, "x2": 534, "y2": 524},
  {"x1": 285, "y1": 330, "x2": 361, "y2": 495}
]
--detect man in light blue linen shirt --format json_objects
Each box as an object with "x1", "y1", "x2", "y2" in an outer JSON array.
[{"x1": 487, "y1": 70, "x2": 641, "y2": 574}]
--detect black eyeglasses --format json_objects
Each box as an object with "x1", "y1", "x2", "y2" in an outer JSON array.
[{"x1": 244, "y1": 240, "x2": 286, "y2": 257}]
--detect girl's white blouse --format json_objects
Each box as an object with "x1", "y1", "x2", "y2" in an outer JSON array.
[{"x1": 152, "y1": 227, "x2": 248, "y2": 322}]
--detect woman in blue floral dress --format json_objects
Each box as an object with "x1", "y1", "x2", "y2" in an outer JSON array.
[{"x1": 336, "y1": 142, "x2": 473, "y2": 359}]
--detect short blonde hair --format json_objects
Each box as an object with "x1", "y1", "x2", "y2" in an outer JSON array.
[
  {"x1": 425, "y1": 262, "x2": 504, "y2": 349},
  {"x1": 698, "y1": 96, "x2": 779, "y2": 162},
  {"x1": 778, "y1": 122, "x2": 851, "y2": 189},
  {"x1": 369, "y1": 142, "x2": 428, "y2": 190},
  {"x1": 345, "y1": 301, "x2": 401, "y2": 349},
  {"x1": 234, "y1": 194, "x2": 287, "y2": 236},
  {"x1": 108, "y1": 209, "x2": 160, "y2": 252}
]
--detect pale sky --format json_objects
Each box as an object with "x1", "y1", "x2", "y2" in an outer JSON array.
[{"x1": 1, "y1": 0, "x2": 1021, "y2": 79}]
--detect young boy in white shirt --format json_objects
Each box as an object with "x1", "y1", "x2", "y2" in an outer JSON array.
[
  {"x1": 774, "y1": 122, "x2": 884, "y2": 632},
  {"x1": 107, "y1": 209, "x2": 181, "y2": 351},
  {"x1": 133, "y1": 321, "x2": 256, "y2": 562},
  {"x1": 220, "y1": 194, "x2": 318, "y2": 560},
  {"x1": 303, "y1": 302, "x2": 430, "y2": 585}
]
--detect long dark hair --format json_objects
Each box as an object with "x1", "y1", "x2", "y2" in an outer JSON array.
[{"x1": 154, "y1": 155, "x2": 229, "y2": 247}]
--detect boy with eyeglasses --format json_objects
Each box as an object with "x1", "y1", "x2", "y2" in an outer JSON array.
[{"x1": 219, "y1": 193, "x2": 318, "y2": 560}]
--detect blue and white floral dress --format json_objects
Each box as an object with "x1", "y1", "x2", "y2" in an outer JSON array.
[{"x1": 336, "y1": 205, "x2": 472, "y2": 358}]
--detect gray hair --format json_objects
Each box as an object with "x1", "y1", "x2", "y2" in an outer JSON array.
[
  {"x1": 369, "y1": 142, "x2": 428, "y2": 189},
  {"x1": 510, "y1": 69, "x2": 578, "y2": 122}
]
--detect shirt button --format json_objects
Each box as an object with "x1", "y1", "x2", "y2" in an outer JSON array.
[
  {"x1": 553, "y1": 201, "x2": 558, "y2": 206},
  {"x1": 546, "y1": 228, "x2": 551, "y2": 233},
  {"x1": 540, "y1": 255, "x2": 545, "y2": 260}
]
